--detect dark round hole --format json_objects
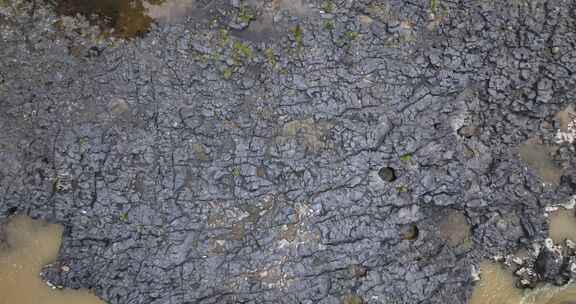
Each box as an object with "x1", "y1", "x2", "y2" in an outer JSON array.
[
  {"x1": 7, "y1": 207, "x2": 18, "y2": 215},
  {"x1": 400, "y1": 224, "x2": 419, "y2": 241},
  {"x1": 378, "y1": 167, "x2": 396, "y2": 182}
]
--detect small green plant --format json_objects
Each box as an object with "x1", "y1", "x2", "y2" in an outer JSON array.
[
  {"x1": 219, "y1": 28, "x2": 230, "y2": 47},
  {"x1": 430, "y1": 0, "x2": 438, "y2": 15},
  {"x1": 321, "y1": 0, "x2": 334, "y2": 13},
  {"x1": 78, "y1": 136, "x2": 89, "y2": 146},
  {"x1": 334, "y1": 31, "x2": 359, "y2": 48},
  {"x1": 52, "y1": 176, "x2": 61, "y2": 193},
  {"x1": 210, "y1": 51, "x2": 221, "y2": 62},
  {"x1": 222, "y1": 67, "x2": 233, "y2": 79},
  {"x1": 399, "y1": 153, "x2": 412, "y2": 162},
  {"x1": 193, "y1": 52, "x2": 210, "y2": 64},
  {"x1": 292, "y1": 25, "x2": 303, "y2": 51},
  {"x1": 231, "y1": 167, "x2": 241, "y2": 177},
  {"x1": 396, "y1": 185, "x2": 409, "y2": 193},
  {"x1": 119, "y1": 212, "x2": 129, "y2": 222},
  {"x1": 322, "y1": 20, "x2": 334, "y2": 30},
  {"x1": 265, "y1": 47, "x2": 277, "y2": 68},
  {"x1": 344, "y1": 31, "x2": 359, "y2": 41},
  {"x1": 232, "y1": 41, "x2": 253, "y2": 60},
  {"x1": 238, "y1": 5, "x2": 255, "y2": 23}
]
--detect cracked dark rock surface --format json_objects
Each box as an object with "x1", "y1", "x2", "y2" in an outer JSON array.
[{"x1": 1, "y1": 0, "x2": 576, "y2": 303}]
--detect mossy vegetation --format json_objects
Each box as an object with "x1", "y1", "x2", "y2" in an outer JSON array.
[
  {"x1": 52, "y1": 176, "x2": 61, "y2": 193},
  {"x1": 265, "y1": 47, "x2": 277, "y2": 68},
  {"x1": 399, "y1": 153, "x2": 412, "y2": 162},
  {"x1": 210, "y1": 51, "x2": 222, "y2": 62},
  {"x1": 430, "y1": 0, "x2": 438, "y2": 15},
  {"x1": 222, "y1": 67, "x2": 233, "y2": 79},
  {"x1": 231, "y1": 167, "x2": 241, "y2": 177},
  {"x1": 344, "y1": 30, "x2": 359, "y2": 41},
  {"x1": 78, "y1": 136, "x2": 89, "y2": 146},
  {"x1": 232, "y1": 41, "x2": 253, "y2": 60},
  {"x1": 119, "y1": 212, "x2": 129, "y2": 222},
  {"x1": 190, "y1": 47, "x2": 212, "y2": 64},
  {"x1": 291, "y1": 25, "x2": 303, "y2": 51},
  {"x1": 238, "y1": 4, "x2": 255, "y2": 24},
  {"x1": 321, "y1": 0, "x2": 334, "y2": 13},
  {"x1": 428, "y1": 0, "x2": 451, "y2": 27},
  {"x1": 322, "y1": 19, "x2": 334, "y2": 30},
  {"x1": 335, "y1": 30, "x2": 360, "y2": 48},
  {"x1": 396, "y1": 184, "x2": 409, "y2": 193},
  {"x1": 219, "y1": 28, "x2": 230, "y2": 47}
]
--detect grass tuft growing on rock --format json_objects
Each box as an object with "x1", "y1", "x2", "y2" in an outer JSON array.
[
  {"x1": 238, "y1": 5, "x2": 255, "y2": 24},
  {"x1": 321, "y1": 0, "x2": 333, "y2": 13},
  {"x1": 232, "y1": 41, "x2": 253, "y2": 60},
  {"x1": 291, "y1": 25, "x2": 303, "y2": 51}
]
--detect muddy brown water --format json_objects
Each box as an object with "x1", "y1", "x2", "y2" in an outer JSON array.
[
  {"x1": 470, "y1": 209, "x2": 576, "y2": 304},
  {"x1": 54, "y1": 0, "x2": 160, "y2": 37},
  {"x1": 555, "y1": 105, "x2": 575, "y2": 131},
  {"x1": 469, "y1": 261, "x2": 524, "y2": 304},
  {"x1": 52, "y1": 0, "x2": 312, "y2": 41},
  {"x1": 470, "y1": 262, "x2": 576, "y2": 304},
  {"x1": 53, "y1": 0, "x2": 206, "y2": 38},
  {"x1": 549, "y1": 209, "x2": 576, "y2": 244},
  {"x1": 0, "y1": 215, "x2": 105, "y2": 304},
  {"x1": 518, "y1": 137, "x2": 562, "y2": 185}
]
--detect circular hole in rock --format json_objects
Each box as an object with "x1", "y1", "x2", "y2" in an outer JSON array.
[
  {"x1": 378, "y1": 167, "x2": 396, "y2": 182},
  {"x1": 400, "y1": 224, "x2": 419, "y2": 241}
]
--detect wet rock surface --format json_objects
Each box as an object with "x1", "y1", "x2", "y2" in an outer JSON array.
[{"x1": 1, "y1": 0, "x2": 576, "y2": 303}]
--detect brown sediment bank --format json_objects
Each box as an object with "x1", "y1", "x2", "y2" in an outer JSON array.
[{"x1": 0, "y1": 215, "x2": 105, "y2": 304}]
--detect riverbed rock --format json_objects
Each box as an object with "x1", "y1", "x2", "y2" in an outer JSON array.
[{"x1": 2, "y1": 0, "x2": 576, "y2": 304}]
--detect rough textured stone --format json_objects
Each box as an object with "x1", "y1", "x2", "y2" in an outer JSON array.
[{"x1": 1, "y1": 0, "x2": 576, "y2": 303}]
